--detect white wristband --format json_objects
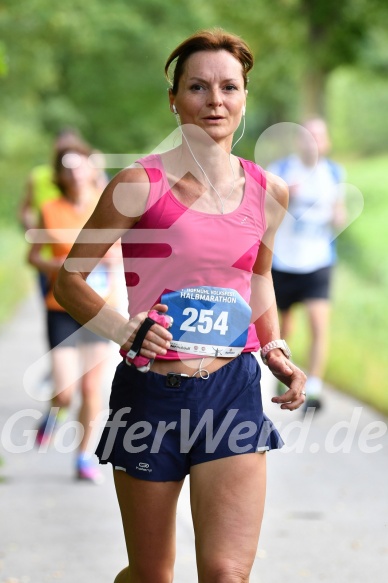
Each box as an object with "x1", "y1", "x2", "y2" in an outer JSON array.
[{"x1": 260, "y1": 339, "x2": 291, "y2": 365}]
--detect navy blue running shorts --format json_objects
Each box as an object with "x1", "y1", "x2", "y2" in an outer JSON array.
[
  {"x1": 272, "y1": 266, "x2": 332, "y2": 311},
  {"x1": 95, "y1": 352, "x2": 284, "y2": 482},
  {"x1": 47, "y1": 310, "x2": 110, "y2": 349}
]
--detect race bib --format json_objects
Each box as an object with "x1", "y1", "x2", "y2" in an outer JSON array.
[{"x1": 161, "y1": 286, "x2": 252, "y2": 357}]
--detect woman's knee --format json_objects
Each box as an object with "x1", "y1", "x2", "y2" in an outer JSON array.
[
  {"x1": 52, "y1": 392, "x2": 72, "y2": 409},
  {"x1": 79, "y1": 377, "x2": 101, "y2": 401},
  {"x1": 199, "y1": 558, "x2": 251, "y2": 583}
]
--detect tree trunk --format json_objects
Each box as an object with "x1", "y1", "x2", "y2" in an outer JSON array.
[{"x1": 301, "y1": 67, "x2": 327, "y2": 118}]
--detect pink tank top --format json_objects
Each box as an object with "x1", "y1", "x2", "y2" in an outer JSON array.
[{"x1": 120, "y1": 154, "x2": 267, "y2": 360}]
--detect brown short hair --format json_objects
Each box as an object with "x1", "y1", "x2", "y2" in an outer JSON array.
[{"x1": 165, "y1": 28, "x2": 254, "y2": 94}]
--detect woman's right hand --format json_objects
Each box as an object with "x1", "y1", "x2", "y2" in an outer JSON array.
[{"x1": 120, "y1": 304, "x2": 172, "y2": 359}]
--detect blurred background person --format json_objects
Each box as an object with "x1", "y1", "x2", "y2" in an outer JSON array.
[
  {"x1": 28, "y1": 141, "x2": 117, "y2": 483},
  {"x1": 19, "y1": 128, "x2": 108, "y2": 232},
  {"x1": 19, "y1": 130, "x2": 110, "y2": 396},
  {"x1": 268, "y1": 118, "x2": 347, "y2": 411},
  {"x1": 19, "y1": 129, "x2": 88, "y2": 298},
  {"x1": 19, "y1": 128, "x2": 108, "y2": 293}
]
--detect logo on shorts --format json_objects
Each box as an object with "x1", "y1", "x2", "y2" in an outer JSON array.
[{"x1": 136, "y1": 462, "x2": 152, "y2": 473}]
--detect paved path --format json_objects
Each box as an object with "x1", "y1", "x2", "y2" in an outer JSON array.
[{"x1": 1, "y1": 293, "x2": 387, "y2": 583}]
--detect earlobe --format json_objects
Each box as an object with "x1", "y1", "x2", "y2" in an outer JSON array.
[{"x1": 168, "y1": 88, "x2": 176, "y2": 114}]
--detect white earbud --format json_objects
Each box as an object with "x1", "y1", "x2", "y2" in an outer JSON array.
[
  {"x1": 172, "y1": 104, "x2": 178, "y2": 114},
  {"x1": 242, "y1": 105, "x2": 246, "y2": 116}
]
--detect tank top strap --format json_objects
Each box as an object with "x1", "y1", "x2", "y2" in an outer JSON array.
[
  {"x1": 238, "y1": 158, "x2": 267, "y2": 232},
  {"x1": 136, "y1": 154, "x2": 167, "y2": 213},
  {"x1": 238, "y1": 157, "x2": 267, "y2": 191}
]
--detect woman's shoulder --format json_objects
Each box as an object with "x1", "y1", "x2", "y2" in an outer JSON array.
[
  {"x1": 94, "y1": 162, "x2": 153, "y2": 226},
  {"x1": 111, "y1": 163, "x2": 151, "y2": 184},
  {"x1": 265, "y1": 170, "x2": 288, "y2": 208},
  {"x1": 108, "y1": 154, "x2": 164, "y2": 186}
]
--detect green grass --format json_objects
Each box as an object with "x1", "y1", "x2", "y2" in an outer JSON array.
[
  {"x1": 288, "y1": 153, "x2": 388, "y2": 415},
  {"x1": 336, "y1": 154, "x2": 388, "y2": 286},
  {"x1": 0, "y1": 226, "x2": 34, "y2": 326},
  {"x1": 289, "y1": 264, "x2": 388, "y2": 415}
]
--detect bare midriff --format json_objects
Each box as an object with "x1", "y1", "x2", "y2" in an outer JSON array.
[{"x1": 150, "y1": 356, "x2": 236, "y2": 376}]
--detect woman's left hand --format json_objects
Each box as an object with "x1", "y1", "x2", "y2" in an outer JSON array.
[{"x1": 266, "y1": 350, "x2": 307, "y2": 410}]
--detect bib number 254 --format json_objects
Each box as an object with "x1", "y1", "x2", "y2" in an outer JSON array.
[{"x1": 180, "y1": 308, "x2": 229, "y2": 336}]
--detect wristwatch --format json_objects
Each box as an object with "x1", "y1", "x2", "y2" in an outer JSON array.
[{"x1": 260, "y1": 339, "x2": 291, "y2": 365}]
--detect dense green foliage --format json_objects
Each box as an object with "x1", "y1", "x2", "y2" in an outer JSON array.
[
  {"x1": 1, "y1": 0, "x2": 388, "y2": 224},
  {"x1": 337, "y1": 155, "x2": 388, "y2": 287},
  {"x1": 328, "y1": 68, "x2": 388, "y2": 155}
]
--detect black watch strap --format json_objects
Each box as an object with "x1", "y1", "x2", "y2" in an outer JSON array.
[{"x1": 126, "y1": 317, "x2": 156, "y2": 359}]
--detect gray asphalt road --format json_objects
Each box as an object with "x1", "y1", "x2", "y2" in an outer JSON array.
[{"x1": 1, "y1": 293, "x2": 387, "y2": 583}]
